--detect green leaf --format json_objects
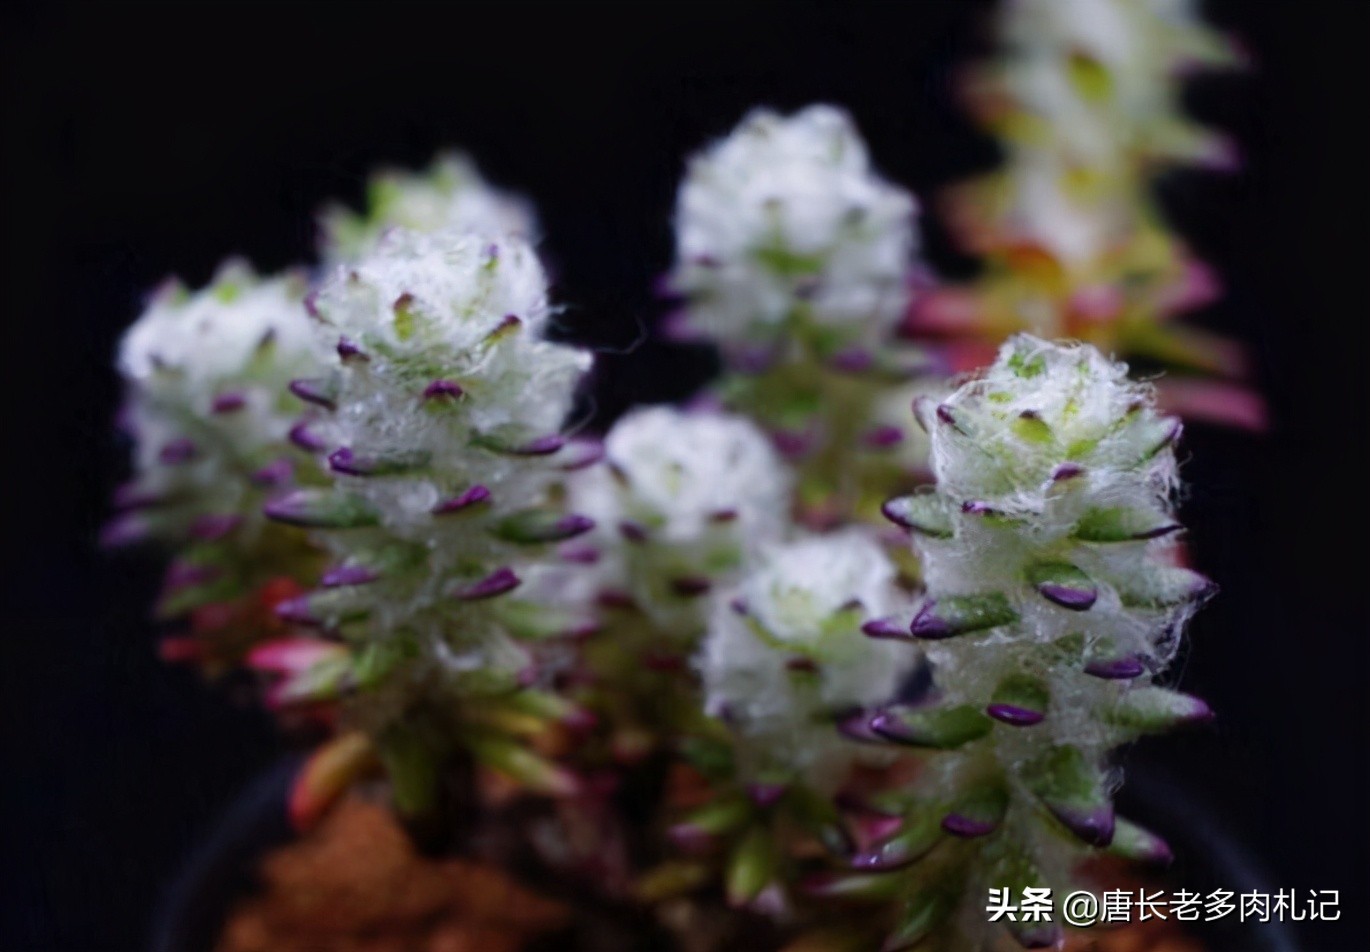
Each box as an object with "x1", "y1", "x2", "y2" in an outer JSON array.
[
  {"x1": 1074, "y1": 506, "x2": 1180, "y2": 542},
  {"x1": 882, "y1": 889, "x2": 952, "y2": 952},
  {"x1": 1103, "y1": 687, "x2": 1212, "y2": 736},
  {"x1": 1024, "y1": 746, "x2": 1115, "y2": 846},
  {"x1": 1115, "y1": 565, "x2": 1213, "y2": 608},
  {"x1": 872, "y1": 704, "x2": 993, "y2": 749},
  {"x1": 469, "y1": 736, "x2": 578, "y2": 796},
  {"x1": 788, "y1": 786, "x2": 855, "y2": 857},
  {"x1": 378, "y1": 728, "x2": 439, "y2": 818},
  {"x1": 726, "y1": 826, "x2": 778, "y2": 906},
  {"x1": 1067, "y1": 51, "x2": 1114, "y2": 102},
  {"x1": 352, "y1": 639, "x2": 413, "y2": 689},
  {"x1": 1011, "y1": 410, "x2": 1053, "y2": 445},
  {"x1": 1026, "y1": 561, "x2": 1098, "y2": 611},
  {"x1": 753, "y1": 243, "x2": 825, "y2": 277},
  {"x1": 881, "y1": 494, "x2": 952, "y2": 537},
  {"x1": 680, "y1": 796, "x2": 753, "y2": 837},
  {"x1": 1107, "y1": 817, "x2": 1173, "y2": 863},
  {"x1": 264, "y1": 489, "x2": 381, "y2": 529},
  {"x1": 990, "y1": 845, "x2": 1064, "y2": 947},
  {"x1": 988, "y1": 674, "x2": 1049, "y2": 725},
  {"x1": 942, "y1": 780, "x2": 1009, "y2": 837},
  {"x1": 853, "y1": 808, "x2": 942, "y2": 870},
  {"x1": 392, "y1": 293, "x2": 419, "y2": 341},
  {"x1": 910, "y1": 593, "x2": 1017, "y2": 638},
  {"x1": 489, "y1": 509, "x2": 594, "y2": 545}
]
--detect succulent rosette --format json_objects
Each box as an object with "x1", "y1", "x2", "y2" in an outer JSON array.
[
  {"x1": 111, "y1": 261, "x2": 326, "y2": 668},
  {"x1": 320, "y1": 152, "x2": 538, "y2": 265},
  {"x1": 989, "y1": 0, "x2": 1242, "y2": 168},
  {"x1": 701, "y1": 529, "x2": 915, "y2": 790},
  {"x1": 669, "y1": 105, "x2": 933, "y2": 520},
  {"x1": 669, "y1": 104, "x2": 916, "y2": 353},
  {"x1": 912, "y1": 0, "x2": 1264, "y2": 432},
  {"x1": 567, "y1": 405, "x2": 792, "y2": 639},
  {"x1": 834, "y1": 336, "x2": 1213, "y2": 950},
  {"x1": 260, "y1": 228, "x2": 597, "y2": 822},
  {"x1": 106, "y1": 7, "x2": 1251, "y2": 942}
]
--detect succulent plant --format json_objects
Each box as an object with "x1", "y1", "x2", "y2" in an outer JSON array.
[
  {"x1": 836, "y1": 334, "x2": 1213, "y2": 949},
  {"x1": 110, "y1": 261, "x2": 326, "y2": 669},
  {"x1": 259, "y1": 228, "x2": 598, "y2": 826},
  {"x1": 319, "y1": 152, "x2": 538, "y2": 265},
  {"x1": 568, "y1": 405, "x2": 793, "y2": 639},
  {"x1": 108, "y1": 5, "x2": 1247, "y2": 945},
  {"x1": 667, "y1": 105, "x2": 933, "y2": 523},
  {"x1": 911, "y1": 0, "x2": 1263, "y2": 431},
  {"x1": 701, "y1": 529, "x2": 914, "y2": 794}
]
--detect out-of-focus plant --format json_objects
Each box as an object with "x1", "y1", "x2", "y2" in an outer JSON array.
[
  {"x1": 109, "y1": 263, "x2": 326, "y2": 673},
  {"x1": 664, "y1": 105, "x2": 937, "y2": 527},
  {"x1": 911, "y1": 0, "x2": 1264, "y2": 431},
  {"x1": 319, "y1": 152, "x2": 538, "y2": 265},
  {"x1": 109, "y1": 3, "x2": 1245, "y2": 948}
]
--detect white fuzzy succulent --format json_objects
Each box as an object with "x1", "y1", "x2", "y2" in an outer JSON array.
[
  {"x1": 670, "y1": 105, "x2": 918, "y2": 350},
  {"x1": 700, "y1": 529, "x2": 914, "y2": 789},
  {"x1": 999, "y1": 149, "x2": 1134, "y2": 268},
  {"x1": 267, "y1": 228, "x2": 595, "y2": 683},
  {"x1": 307, "y1": 228, "x2": 589, "y2": 529},
  {"x1": 114, "y1": 260, "x2": 321, "y2": 546},
  {"x1": 904, "y1": 335, "x2": 1199, "y2": 674},
  {"x1": 567, "y1": 405, "x2": 793, "y2": 638},
  {"x1": 997, "y1": 0, "x2": 1239, "y2": 167},
  {"x1": 320, "y1": 153, "x2": 539, "y2": 265},
  {"x1": 868, "y1": 335, "x2": 1211, "y2": 949}
]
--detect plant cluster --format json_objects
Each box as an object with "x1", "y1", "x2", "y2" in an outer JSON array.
[{"x1": 110, "y1": 2, "x2": 1245, "y2": 948}]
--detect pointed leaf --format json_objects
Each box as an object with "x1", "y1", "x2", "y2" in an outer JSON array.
[
  {"x1": 871, "y1": 704, "x2": 993, "y2": 749},
  {"x1": 1107, "y1": 817, "x2": 1174, "y2": 864},
  {"x1": 882, "y1": 890, "x2": 952, "y2": 952},
  {"x1": 469, "y1": 737, "x2": 579, "y2": 796},
  {"x1": 852, "y1": 808, "x2": 942, "y2": 871},
  {"x1": 264, "y1": 489, "x2": 380, "y2": 529},
  {"x1": 1073, "y1": 507, "x2": 1182, "y2": 543},
  {"x1": 802, "y1": 871, "x2": 907, "y2": 902},
  {"x1": 1027, "y1": 562, "x2": 1098, "y2": 611},
  {"x1": 942, "y1": 781, "x2": 1009, "y2": 838},
  {"x1": 489, "y1": 509, "x2": 595, "y2": 545},
  {"x1": 1104, "y1": 687, "x2": 1212, "y2": 735},
  {"x1": 881, "y1": 494, "x2": 952, "y2": 537},
  {"x1": 909, "y1": 594, "x2": 1017, "y2": 639},
  {"x1": 1116, "y1": 566, "x2": 1215, "y2": 609},
  {"x1": 1024, "y1": 746, "x2": 1115, "y2": 846},
  {"x1": 329, "y1": 446, "x2": 431, "y2": 477},
  {"x1": 1011, "y1": 410, "x2": 1053, "y2": 445},
  {"x1": 988, "y1": 674, "x2": 1049, "y2": 726},
  {"x1": 726, "y1": 826, "x2": 778, "y2": 906},
  {"x1": 288, "y1": 732, "x2": 377, "y2": 833}
]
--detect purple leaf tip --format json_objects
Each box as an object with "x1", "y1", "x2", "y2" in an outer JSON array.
[
  {"x1": 986, "y1": 703, "x2": 1044, "y2": 727},
  {"x1": 432, "y1": 485, "x2": 491, "y2": 515},
  {"x1": 422, "y1": 379, "x2": 464, "y2": 401},
  {"x1": 452, "y1": 567, "x2": 521, "y2": 601},
  {"x1": 211, "y1": 391, "x2": 246, "y2": 414}
]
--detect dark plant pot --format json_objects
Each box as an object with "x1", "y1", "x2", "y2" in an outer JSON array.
[{"x1": 151, "y1": 757, "x2": 1301, "y2": 952}]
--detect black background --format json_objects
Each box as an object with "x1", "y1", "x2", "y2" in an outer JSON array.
[{"x1": 2, "y1": 2, "x2": 1366, "y2": 950}]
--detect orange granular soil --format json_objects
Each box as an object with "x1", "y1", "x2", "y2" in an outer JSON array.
[{"x1": 214, "y1": 796, "x2": 568, "y2": 952}]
